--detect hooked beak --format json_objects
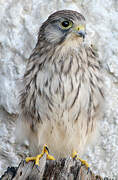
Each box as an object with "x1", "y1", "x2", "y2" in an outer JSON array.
[{"x1": 73, "y1": 25, "x2": 86, "y2": 39}]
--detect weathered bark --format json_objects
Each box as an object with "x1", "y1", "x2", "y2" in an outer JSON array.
[{"x1": 0, "y1": 157, "x2": 108, "y2": 180}]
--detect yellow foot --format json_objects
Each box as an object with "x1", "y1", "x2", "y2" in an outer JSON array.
[
  {"x1": 72, "y1": 151, "x2": 90, "y2": 171},
  {"x1": 25, "y1": 144, "x2": 55, "y2": 166}
]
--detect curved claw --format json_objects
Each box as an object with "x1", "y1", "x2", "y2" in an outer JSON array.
[{"x1": 87, "y1": 167, "x2": 90, "y2": 174}]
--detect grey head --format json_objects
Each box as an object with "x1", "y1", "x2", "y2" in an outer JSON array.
[{"x1": 38, "y1": 10, "x2": 86, "y2": 45}]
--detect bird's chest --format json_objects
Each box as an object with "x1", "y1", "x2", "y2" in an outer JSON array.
[
  {"x1": 33, "y1": 46, "x2": 103, "y2": 125},
  {"x1": 40, "y1": 59, "x2": 98, "y2": 123}
]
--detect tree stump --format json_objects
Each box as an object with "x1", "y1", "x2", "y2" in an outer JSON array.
[{"x1": 0, "y1": 157, "x2": 108, "y2": 180}]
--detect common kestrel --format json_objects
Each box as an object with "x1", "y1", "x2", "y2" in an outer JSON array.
[{"x1": 16, "y1": 10, "x2": 104, "y2": 167}]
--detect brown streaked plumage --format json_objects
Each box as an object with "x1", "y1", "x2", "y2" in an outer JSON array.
[{"x1": 16, "y1": 10, "x2": 104, "y2": 158}]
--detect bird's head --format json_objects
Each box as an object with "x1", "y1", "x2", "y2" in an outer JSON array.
[{"x1": 38, "y1": 10, "x2": 86, "y2": 46}]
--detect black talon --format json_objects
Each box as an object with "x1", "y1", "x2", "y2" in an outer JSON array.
[
  {"x1": 73, "y1": 155, "x2": 77, "y2": 160},
  {"x1": 87, "y1": 167, "x2": 90, "y2": 174},
  {"x1": 45, "y1": 146, "x2": 49, "y2": 153}
]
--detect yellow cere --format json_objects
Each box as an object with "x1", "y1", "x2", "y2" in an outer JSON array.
[{"x1": 74, "y1": 25, "x2": 85, "y2": 31}]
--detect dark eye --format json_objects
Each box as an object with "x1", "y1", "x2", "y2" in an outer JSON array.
[
  {"x1": 61, "y1": 21, "x2": 70, "y2": 27},
  {"x1": 60, "y1": 20, "x2": 72, "y2": 29}
]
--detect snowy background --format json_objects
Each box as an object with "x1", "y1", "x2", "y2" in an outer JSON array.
[{"x1": 0, "y1": 0, "x2": 118, "y2": 178}]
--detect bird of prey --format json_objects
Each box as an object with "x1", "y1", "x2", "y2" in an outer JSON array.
[{"x1": 16, "y1": 10, "x2": 104, "y2": 167}]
